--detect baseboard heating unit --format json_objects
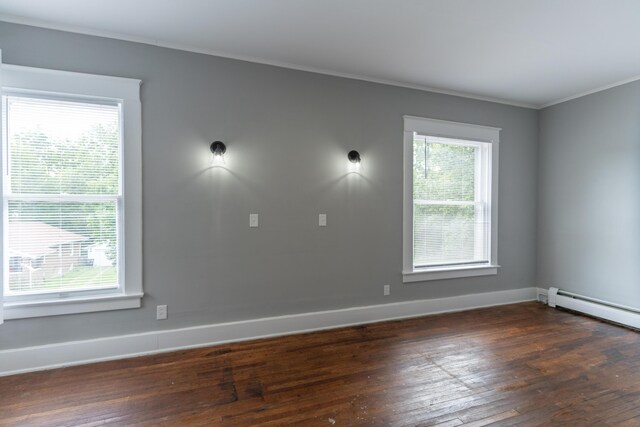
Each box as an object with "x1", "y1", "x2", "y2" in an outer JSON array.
[{"x1": 548, "y1": 287, "x2": 640, "y2": 330}]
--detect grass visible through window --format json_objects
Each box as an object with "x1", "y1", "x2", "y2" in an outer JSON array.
[{"x1": 39, "y1": 266, "x2": 117, "y2": 291}]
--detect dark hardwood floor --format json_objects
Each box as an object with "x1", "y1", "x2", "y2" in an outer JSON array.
[{"x1": 2, "y1": 302, "x2": 640, "y2": 426}]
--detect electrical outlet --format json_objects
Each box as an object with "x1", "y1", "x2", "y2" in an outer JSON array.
[
  {"x1": 319, "y1": 214, "x2": 327, "y2": 227},
  {"x1": 156, "y1": 305, "x2": 168, "y2": 320},
  {"x1": 384, "y1": 285, "x2": 390, "y2": 296}
]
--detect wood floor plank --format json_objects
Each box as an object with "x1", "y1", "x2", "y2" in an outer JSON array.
[{"x1": 2, "y1": 302, "x2": 640, "y2": 425}]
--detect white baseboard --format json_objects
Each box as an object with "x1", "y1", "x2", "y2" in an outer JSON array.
[{"x1": 0, "y1": 287, "x2": 537, "y2": 377}]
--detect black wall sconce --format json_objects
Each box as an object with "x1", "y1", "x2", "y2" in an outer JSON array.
[
  {"x1": 348, "y1": 150, "x2": 361, "y2": 164},
  {"x1": 210, "y1": 141, "x2": 226, "y2": 156},
  {"x1": 210, "y1": 141, "x2": 227, "y2": 165}
]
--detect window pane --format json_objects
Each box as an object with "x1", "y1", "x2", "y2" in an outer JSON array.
[
  {"x1": 413, "y1": 204, "x2": 487, "y2": 267},
  {"x1": 413, "y1": 137, "x2": 475, "y2": 202},
  {"x1": 8, "y1": 96, "x2": 120, "y2": 195},
  {"x1": 7, "y1": 200, "x2": 118, "y2": 294},
  {"x1": 413, "y1": 134, "x2": 488, "y2": 268}
]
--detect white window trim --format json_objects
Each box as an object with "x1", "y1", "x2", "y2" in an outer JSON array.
[
  {"x1": 402, "y1": 115, "x2": 500, "y2": 283},
  {"x1": 1, "y1": 64, "x2": 143, "y2": 319}
]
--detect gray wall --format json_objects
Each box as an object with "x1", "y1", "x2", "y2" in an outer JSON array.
[
  {"x1": 538, "y1": 81, "x2": 640, "y2": 308},
  {"x1": 0, "y1": 22, "x2": 538, "y2": 350}
]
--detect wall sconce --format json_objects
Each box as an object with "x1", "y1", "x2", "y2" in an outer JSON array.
[
  {"x1": 210, "y1": 141, "x2": 226, "y2": 165},
  {"x1": 348, "y1": 150, "x2": 361, "y2": 164}
]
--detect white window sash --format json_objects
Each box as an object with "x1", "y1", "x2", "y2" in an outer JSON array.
[
  {"x1": 2, "y1": 194, "x2": 124, "y2": 299},
  {"x1": 412, "y1": 199, "x2": 490, "y2": 269}
]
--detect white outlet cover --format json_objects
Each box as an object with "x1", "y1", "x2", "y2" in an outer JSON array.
[
  {"x1": 319, "y1": 214, "x2": 327, "y2": 227},
  {"x1": 156, "y1": 305, "x2": 168, "y2": 320}
]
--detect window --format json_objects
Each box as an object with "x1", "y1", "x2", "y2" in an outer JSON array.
[
  {"x1": 403, "y1": 116, "x2": 499, "y2": 282},
  {"x1": 1, "y1": 64, "x2": 142, "y2": 320}
]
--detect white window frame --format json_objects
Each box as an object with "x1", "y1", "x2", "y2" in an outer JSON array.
[
  {"x1": 402, "y1": 116, "x2": 500, "y2": 283},
  {"x1": 0, "y1": 64, "x2": 142, "y2": 319}
]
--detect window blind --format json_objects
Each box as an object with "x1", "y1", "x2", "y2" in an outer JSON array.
[
  {"x1": 5, "y1": 95, "x2": 121, "y2": 295},
  {"x1": 412, "y1": 134, "x2": 489, "y2": 268}
]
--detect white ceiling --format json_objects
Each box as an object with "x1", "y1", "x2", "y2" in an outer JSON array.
[{"x1": 1, "y1": 0, "x2": 639, "y2": 108}]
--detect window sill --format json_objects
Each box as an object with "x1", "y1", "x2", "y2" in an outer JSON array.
[
  {"x1": 403, "y1": 264, "x2": 499, "y2": 283},
  {"x1": 3, "y1": 292, "x2": 143, "y2": 320}
]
